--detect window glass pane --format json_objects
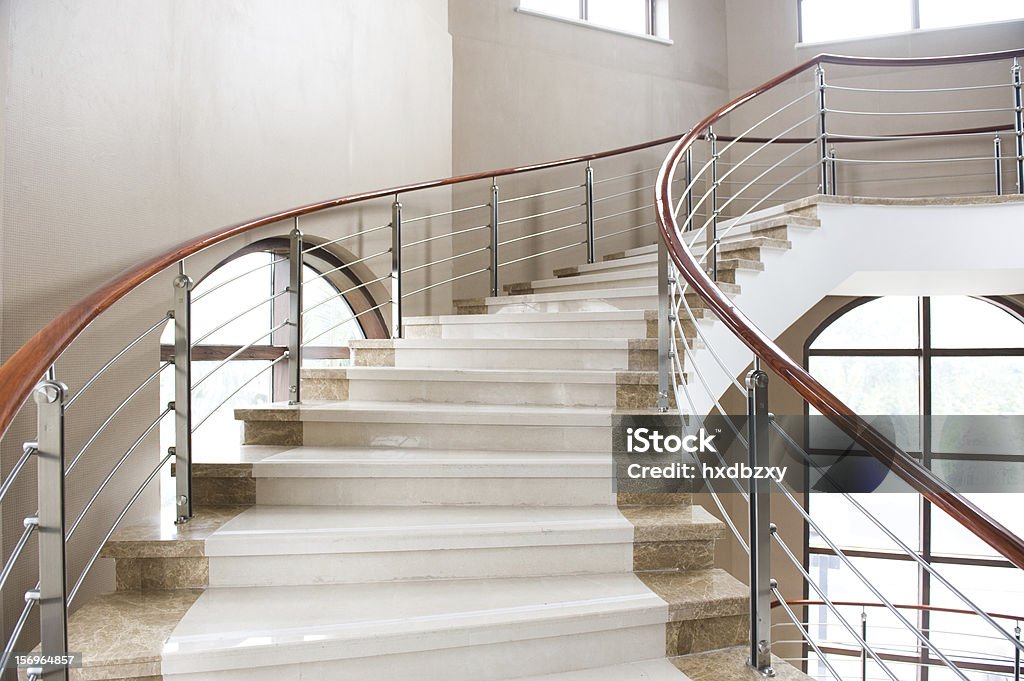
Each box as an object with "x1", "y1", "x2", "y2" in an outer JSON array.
[
  {"x1": 930, "y1": 296, "x2": 1024, "y2": 349},
  {"x1": 929, "y1": 563, "x2": 1024, "y2": 625},
  {"x1": 809, "y1": 356, "x2": 920, "y2": 451},
  {"x1": 810, "y1": 493, "x2": 919, "y2": 551},
  {"x1": 800, "y1": 0, "x2": 913, "y2": 43},
  {"x1": 588, "y1": 0, "x2": 647, "y2": 34},
  {"x1": 191, "y1": 360, "x2": 273, "y2": 455},
  {"x1": 806, "y1": 555, "x2": 920, "y2": 650},
  {"x1": 931, "y1": 493, "x2": 1024, "y2": 559},
  {"x1": 811, "y1": 297, "x2": 919, "y2": 350},
  {"x1": 919, "y1": 0, "x2": 1024, "y2": 29},
  {"x1": 190, "y1": 253, "x2": 275, "y2": 345},
  {"x1": 519, "y1": 0, "x2": 580, "y2": 20},
  {"x1": 932, "y1": 356, "x2": 1024, "y2": 415},
  {"x1": 302, "y1": 266, "x2": 364, "y2": 357}
]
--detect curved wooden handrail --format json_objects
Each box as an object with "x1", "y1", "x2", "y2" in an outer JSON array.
[
  {"x1": 0, "y1": 133, "x2": 688, "y2": 440},
  {"x1": 654, "y1": 48, "x2": 1024, "y2": 571},
  {"x1": 772, "y1": 599, "x2": 1022, "y2": 624}
]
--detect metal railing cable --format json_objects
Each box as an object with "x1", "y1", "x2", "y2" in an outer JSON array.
[
  {"x1": 302, "y1": 222, "x2": 391, "y2": 255},
  {"x1": 192, "y1": 257, "x2": 286, "y2": 302},
  {"x1": 65, "y1": 313, "x2": 171, "y2": 408},
  {"x1": 654, "y1": 48, "x2": 1024, "y2": 678}
]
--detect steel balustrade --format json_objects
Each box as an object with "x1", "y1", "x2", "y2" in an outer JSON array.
[
  {"x1": 655, "y1": 48, "x2": 1024, "y2": 678},
  {"x1": 0, "y1": 48, "x2": 1022, "y2": 679}
]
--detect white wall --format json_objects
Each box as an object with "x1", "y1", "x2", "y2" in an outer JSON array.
[
  {"x1": 0, "y1": 0, "x2": 452, "y2": 646},
  {"x1": 447, "y1": 0, "x2": 731, "y2": 295}
]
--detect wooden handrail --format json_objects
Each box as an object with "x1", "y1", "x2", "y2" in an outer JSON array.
[
  {"x1": 0, "y1": 132, "x2": 691, "y2": 439},
  {"x1": 654, "y1": 48, "x2": 1024, "y2": 571},
  {"x1": 772, "y1": 599, "x2": 1022, "y2": 624}
]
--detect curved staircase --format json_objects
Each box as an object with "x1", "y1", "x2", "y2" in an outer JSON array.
[{"x1": 63, "y1": 221, "x2": 816, "y2": 680}]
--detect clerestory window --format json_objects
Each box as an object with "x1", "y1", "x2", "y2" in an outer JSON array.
[
  {"x1": 517, "y1": 0, "x2": 669, "y2": 41},
  {"x1": 798, "y1": 0, "x2": 1024, "y2": 44}
]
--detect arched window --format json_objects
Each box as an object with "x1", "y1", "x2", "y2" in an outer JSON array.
[
  {"x1": 159, "y1": 243, "x2": 375, "y2": 457},
  {"x1": 804, "y1": 296, "x2": 1024, "y2": 680}
]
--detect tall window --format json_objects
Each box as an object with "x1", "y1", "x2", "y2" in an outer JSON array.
[
  {"x1": 805, "y1": 296, "x2": 1024, "y2": 680},
  {"x1": 518, "y1": 0, "x2": 668, "y2": 40},
  {"x1": 160, "y1": 248, "x2": 369, "y2": 456},
  {"x1": 799, "y1": 0, "x2": 1024, "y2": 43}
]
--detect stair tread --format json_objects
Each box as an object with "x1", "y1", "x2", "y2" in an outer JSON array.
[
  {"x1": 672, "y1": 646, "x2": 813, "y2": 680},
  {"x1": 528, "y1": 266, "x2": 658, "y2": 289},
  {"x1": 344, "y1": 366, "x2": 636, "y2": 383},
  {"x1": 485, "y1": 285, "x2": 657, "y2": 305},
  {"x1": 205, "y1": 505, "x2": 636, "y2": 555},
  {"x1": 352, "y1": 337, "x2": 647, "y2": 349},
  {"x1": 237, "y1": 400, "x2": 628, "y2": 426},
  {"x1": 405, "y1": 310, "x2": 654, "y2": 325},
  {"x1": 249, "y1": 446, "x2": 612, "y2": 478},
  {"x1": 161, "y1": 574, "x2": 668, "y2": 671},
  {"x1": 504, "y1": 659, "x2": 689, "y2": 681}
]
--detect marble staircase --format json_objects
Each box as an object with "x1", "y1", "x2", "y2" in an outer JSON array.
[{"x1": 62, "y1": 208, "x2": 820, "y2": 681}]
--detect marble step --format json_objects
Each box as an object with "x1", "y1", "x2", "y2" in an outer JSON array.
[
  {"x1": 160, "y1": 574, "x2": 670, "y2": 680},
  {"x1": 305, "y1": 366, "x2": 665, "y2": 408},
  {"x1": 244, "y1": 446, "x2": 617, "y2": 505},
  {"x1": 349, "y1": 337, "x2": 657, "y2": 371},
  {"x1": 459, "y1": 286, "x2": 659, "y2": 314},
  {"x1": 205, "y1": 505, "x2": 634, "y2": 586},
  {"x1": 199, "y1": 504, "x2": 725, "y2": 587},
  {"x1": 604, "y1": 242, "x2": 659, "y2": 261},
  {"x1": 507, "y1": 266, "x2": 658, "y2": 296},
  {"x1": 502, "y1": 659, "x2": 689, "y2": 681},
  {"x1": 404, "y1": 310, "x2": 656, "y2": 340},
  {"x1": 554, "y1": 252, "x2": 658, "y2": 278},
  {"x1": 672, "y1": 646, "x2": 814, "y2": 681}
]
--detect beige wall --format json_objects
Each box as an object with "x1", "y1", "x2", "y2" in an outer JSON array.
[
  {"x1": 0, "y1": 0, "x2": 453, "y2": 653},
  {"x1": 447, "y1": 0, "x2": 731, "y2": 295}
]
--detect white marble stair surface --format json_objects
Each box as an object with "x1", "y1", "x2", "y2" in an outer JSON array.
[
  {"x1": 468, "y1": 285, "x2": 658, "y2": 314},
  {"x1": 517, "y1": 266, "x2": 658, "y2": 295},
  {"x1": 204, "y1": 504, "x2": 635, "y2": 586},
  {"x1": 349, "y1": 337, "x2": 654, "y2": 371},
  {"x1": 248, "y1": 446, "x2": 615, "y2": 506},
  {"x1": 160, "y1": 574, "x2": 669, "y2": 681},
  {"x1": 499, "y1": 659, "x2": 690, "y2": 681},
  {"x1": 404, "y1": 310, "x2": 655, "y2": 339},
  {"x1": 555, "y1": 251, "x2": 658, "y2": 278},
  {"x1": 238, "y1": 400, "x2": 619, "y2": 452},
  {"x1": 343, "y1": 367, "x2": 623, "y2": 407}
]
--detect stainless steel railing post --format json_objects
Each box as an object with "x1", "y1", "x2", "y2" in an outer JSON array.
[
  {"x1": 391, "y1": 199, "x2": 403, "y2": 338},
  {"x1": 288, "y1": 221, "x2": 304, "y2": 402},
  {"x1": 585, "y1": 162, "x2": 596, "y2": 264},
  {"x1": 657, "y1": 242, "x2": 671, "y2": 412},
  {"x1": 33, "y1": 376, "x2": 69, "y2": 681},
  {"x1": 708, "y1": 126, "x2": 719, "y2": 281},
  {"x1": 1015, "y1": 622, "x2": 1021, "y2": 681},
  {"x1": 861, "y1": 607, "x2": 868, "y2": 681},
  {"x1": 828, "y1": 146, "x2": 837, "y2": 196},
  {"x1": 684, "y1": 146, "x2": 693, "y2": 222},
  {"x1": 490, "y1": 181, "x2": 500, "y2": 297},
  {"x1": 172, "y1": 264, "x2": 193, "y2": 525},
  {"x1": 747, "y1": 366, "x2": 775, "y2": 677},
  {"x1": 1012, "y1": 58, "x2": 1023, "y2": 195},
  {"x1": 816, "y1": 64, "x2": 829, "y2": 195},
  {"x1": 995, "y1": 136, "x2": 1004, "y2": 196}
]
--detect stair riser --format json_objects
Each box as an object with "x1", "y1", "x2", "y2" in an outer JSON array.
[
  {"x1": 162, "y1": 624, "x2": 668, "y2": 681},
  {"x1": 561, "y1": 255, "x2": 657, "y2": 277},
  {"x1": 390, "y1": 348, "x2": 651, "y2": 371},
  {"x1": 209, "y1": 543, "x2": 632, "y2": 586},
  {"x1": 484, "y1": 295, "x2": 657, "y2": 314},
  {"x1": 405, "y1": 320, "x2": 652, "y2": 339},
  {"x1": 347, "y1": 378, "x2": 617, "y2": 407},
  {"x1": 254, "y1": 477, "x2": 615, "y2": 506},
  {"x1": 529, "y1": 274, "x2": 657, "y2": 295}
]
